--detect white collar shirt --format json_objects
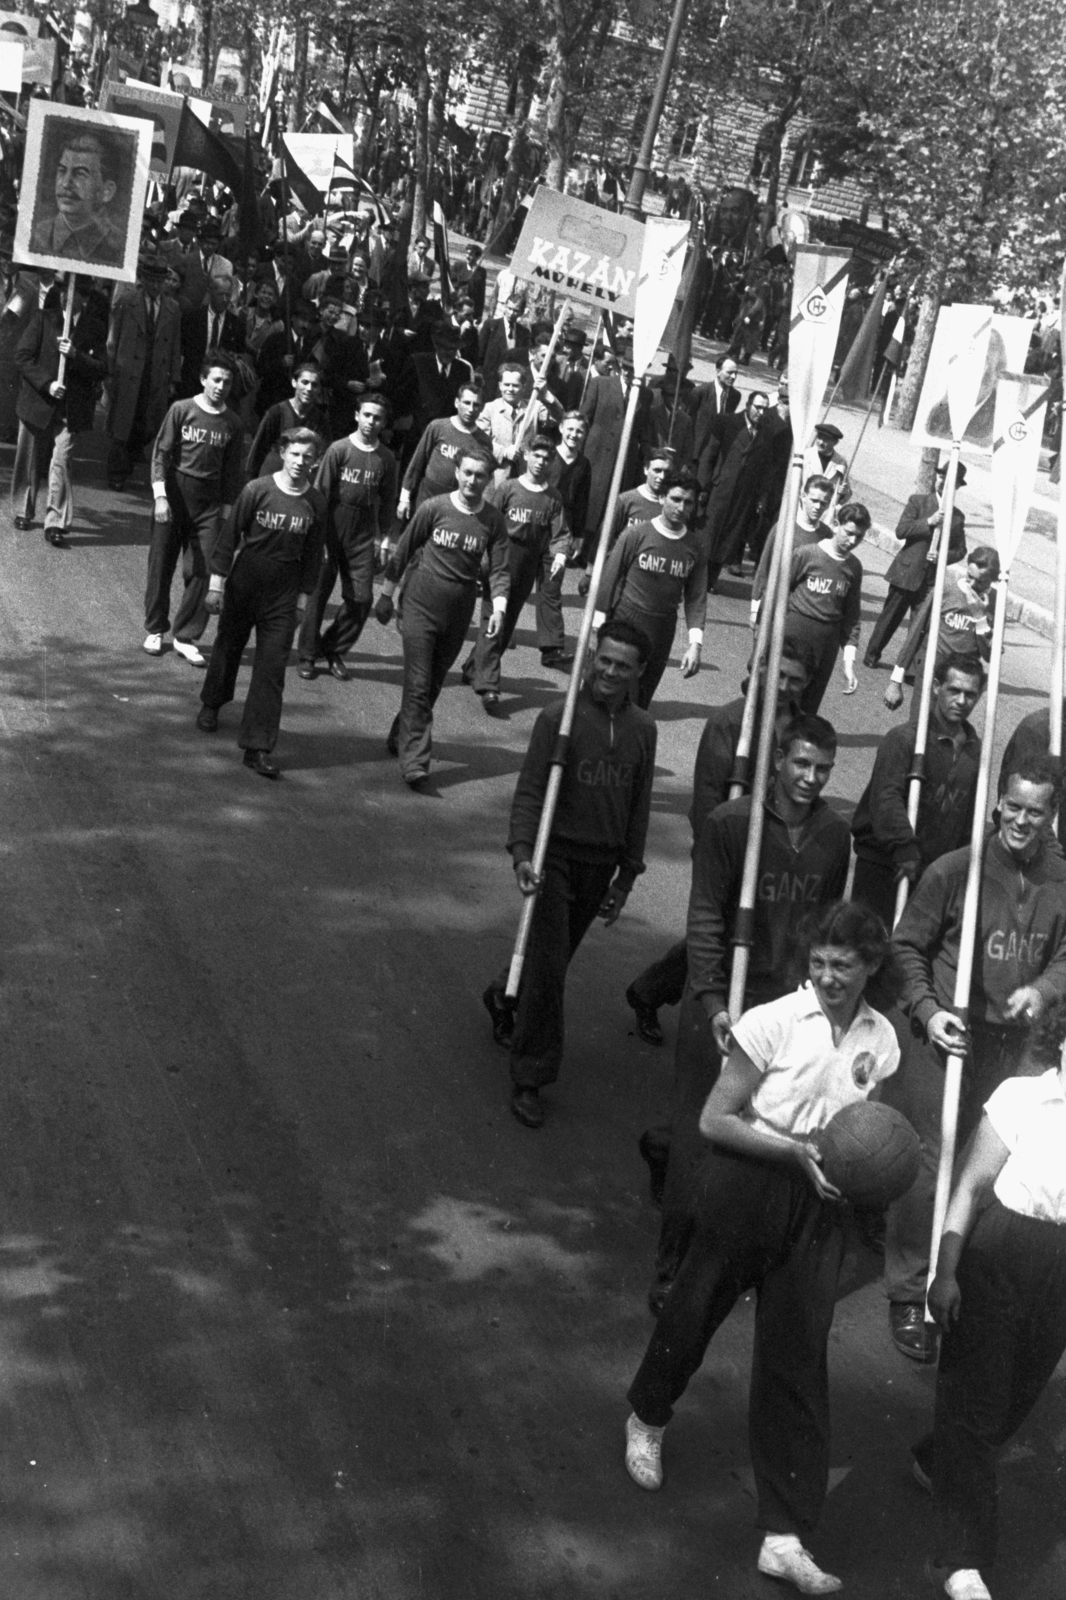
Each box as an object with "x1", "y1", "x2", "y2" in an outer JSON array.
[{"x1": 985, "y1": 1070, "x2": 1066, "y2": 1223}]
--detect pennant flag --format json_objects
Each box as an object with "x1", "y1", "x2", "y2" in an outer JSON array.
[
  {"x1": 238, "y1": 130, "x2": 264, "y2": 259},
  {"x1": 632, "y1": 217, "x2": 690, "y2": 378},
  {"x1": 912, "y1": 304, "x2": 994, "y2": 450},
  {"x1": 316, "y1": 91, "x2": 351, "y2": 134},
  {"x1": 432, "y1": 198, "x2": 453, "y2": 304},
  {"x1": 881, "y1": 312, "x2": 906, "y2": 369},
  {"x1": 787, "y1": 245, "x2": 851, "y2": 448},
  {"x1": 326, "y1": 147, "x2": 389, "y2": 226},
  {"x1": 280, "y1": 138, "x2": 323, "y2": 215},
  {"x1": 990, "y1": 373, "x2": 1049, "y2": 570},
  {"x1": 172, "y1": 101, "x2": 241, "y2": 190},
  {"x1": 836, "y1": 276, "x2": 887, "y2": 403},
  {"x1": 662, "y1": 232, "x2": 706, "y2": 375}
]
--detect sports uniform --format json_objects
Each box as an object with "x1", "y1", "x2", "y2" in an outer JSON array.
[
  {"x1": 784, "y1": 543, "x2": 863, "y2": 712},
  {"x1": 298, "y1": 435, "x2": 398, "y2": 668},
  {"x1": 596, "y1": 521, "x2": 708, "y2": 708},
  {"x1": 402, "y1": 417, "x2": 493, "y2": 510},
  {"x1": 467, "y1": 477, "x2": 569, "y2": 695},
  {"x1": 246, "y1": 397, "x2": 329, "y2": 478}
]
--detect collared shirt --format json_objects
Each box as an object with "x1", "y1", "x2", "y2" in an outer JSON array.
[
  {"x1": 730, "y1": 983, "x2": 900, "y2": 1141},
  {"x1": 986, "y1": 1070, "x2": 1066, "y2": 1224}
]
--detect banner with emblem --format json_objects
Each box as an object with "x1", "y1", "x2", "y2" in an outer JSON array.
[
  {"x1": 787, "y1": 245, "x2": 851, "y2": 449},
  {"x1": 990, "y1": 373, "x2": 1049, "y2": 570},
  {"x1": 631, "y1": 216, "x2": 689, "y2": 379}
]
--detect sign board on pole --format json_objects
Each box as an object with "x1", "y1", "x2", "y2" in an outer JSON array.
[
  {"x1": 101, "y1": 82, "x2": 184, "y2": 179},
  {"x1": 631, "y1": 217, "x2": 689, "y2": 379},
  {"x1": 0, "y1": 35, "x2": 21, "y2": 91},
  {"x1": 509, "y1": 187, "x2": 645, "y2": 320},
  {"x1": 19, "y1": 33, "x2": 54, "y2": 85},
  {"x1": 787, "y1": 245, "x2": 851, "y2": 449},
  {"x1": 990, "y1": 374, "x2": 1049, "y2": 571},
  {"x1": 912, "y1": 308, "x2": 1035, "y2": 452}
]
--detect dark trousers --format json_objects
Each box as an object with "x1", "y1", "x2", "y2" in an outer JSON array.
[
  {"x1": 298, "y1": 512, "x2": 376, "y2": 662},
  {"x1": 851, "y1": 856, "x2": 899, "y2": 930},
  {"x1": 145, "y1": 472, "x2": 221, "y2": 642},
  {"x1": 615, "y1": 605, "x2": 676, "y2": 710},
  {"x1": 630, "y1": 938, "x2": 688, "y2": 1011},
  {"x1": 650, "y1": 988, "x2": 724, "y2": 1295},
  {"x1": 628, "y1": 1148, "x2": 846, "y2": 1537},
  {"x1": 784, "y1": 614, "x2": 839, "y2": 713},
  {"x1": 391, "y1": 570, "x2": 476, "y2": 780},
  {"x1": 201, "y1": 553, "x2": 299, "y2": 752},
  {"x1": 912, "y1": 1202, "x2": 1066, "y2": 1572},
  {"x1": 534, "y1": 553, "x2": 566, "y2": 652},
  {"x1": 882, "y1": 1021, "x2": 1032, "y2": 1304},
  {"x1": 470, "y1": 542, "x2": 541, "y2": 693},
  {"x1": 490, "y1": 852, "x2": 616, "y2": 1091},
  {"x1": 866, "y1": 579, "x2": 928, "y2": 663},
  {"x1": 107, "y1": 401, "x2": 154, "y2": 484}
]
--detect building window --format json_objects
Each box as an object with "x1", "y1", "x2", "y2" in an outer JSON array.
[{"x1": 787, "y1": 139, "x2": 826, "y2": 189}]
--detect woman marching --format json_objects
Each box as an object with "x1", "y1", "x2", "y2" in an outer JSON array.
[{"x1": 623, "y1": 901, "x2": 901, "y2": 1595}]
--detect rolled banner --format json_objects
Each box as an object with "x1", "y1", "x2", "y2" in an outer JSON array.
[
  {"x1": 787, "y1": 245, "x2": 851, "y2": 450},
  {"x1": 990, "y1": 373, "x2": 1049, "y2": 572},
  {"x1": 631, "y1": 217, "x2": 690, "y2": 381}
]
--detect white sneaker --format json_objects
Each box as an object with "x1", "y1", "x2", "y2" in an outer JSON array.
[
  {"x1": 143, "y1": 632, "x2": 164, "y2": 656},
  {"x1": 758, "y1": 1534, "x2": 842, "y2": 1594},
  {"x1": 624, "y1": 1412, "x2": 664, "y2": 1490},
  {"x1": 173, "y1": 639, "x2": 206, "y2": 667},
  {"x1": 945, "y1": 1572, "x2": 991, "y2": 1600}
]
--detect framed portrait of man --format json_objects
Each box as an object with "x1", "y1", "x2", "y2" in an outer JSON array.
[{"x1": 14, "y1": 100, "x2": 153, "y2": 283}]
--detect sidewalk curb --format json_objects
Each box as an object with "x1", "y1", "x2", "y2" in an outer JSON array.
[{"x1": 867, "y1": 523, "x2": 1054, "y2": 642}]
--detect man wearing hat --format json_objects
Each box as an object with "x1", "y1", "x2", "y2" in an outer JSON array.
[
  {"x1": 409, "y1": 321, "x2": 475, "y2": 445},
  {"x1": 864, "y1": 459, "x2": 969, "y2": 668},
  {"x1": 802, "y1": 422, "x2": 851, "y2": 516},
  {"x1": 105, "y1": 253, "x2": 182, "y2": 489},
  {"x1": 178, "y1": 216, "x2": 233, "y2": 311}
]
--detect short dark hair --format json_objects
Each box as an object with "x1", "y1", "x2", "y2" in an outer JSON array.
[
  {"x1": 968, "y1": 544, "x2": 1000, "y2": 578},
  {"x1": 200, "y1": 349, "x2": 236, "y2": 381},
  {"x1": 561, "y1": 410, "x2": 587, "y2": 427},
  {"x1": 934, "y1": 652, "x2": 985, "y2": 690},
  {"x1": 836, "y1": 501, "x2": 871, "y2": 532},
  {"x1": 357, "y1": 392, "x2": 392, "y2": 420},
  {"x1": 661, "y1": 469, "x2": 698, "y2": 497},
  {"x1": 780, "y1": 638, "x2": 812, "y2": 680},
  {"x1": 59, "y1": 130, "x2": 119, "y2": 189},
  {"x1": 644, "y1": 445, "x2": 676, "y2": 467},
  {"x1": 456, "y1": 382, "x2": 482, "y2": 404},
  {"x1": 999, "y1": 752, "x2": 1063, "y2": 806},
  {"x1": 293, "y1": 360, "x2": 321, "y2": 381},
  {"x1": 797, "y1": 900, "x2": 903, "y2": 1009},
  {"x1": 528, "y1": 433, "x2": 555, "y2": 454},
  {"x1": 777, "y1": 712, "x2": 837, "y2": 757},
  {"x1": 803, "y1": 474, "x2": 833, "y2": 495},
  {"x1": 457, "y1": 446, "x2": 494, "y2": 474},
  {"x1": 497, "y1": 360, "x2": 526, "y2": 380},
  {"x1": 597, "y1": 615, "x2": 651, "y2": 664}
]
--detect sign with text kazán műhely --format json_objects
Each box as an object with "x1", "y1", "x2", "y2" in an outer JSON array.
[{"x1": 509, "y1": 188, "x2": 645, "y2": 319}]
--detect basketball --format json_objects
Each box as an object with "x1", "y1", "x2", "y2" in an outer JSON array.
[{"x1": 816, "y1": 1101, "x2": 920, "y2": 1208}]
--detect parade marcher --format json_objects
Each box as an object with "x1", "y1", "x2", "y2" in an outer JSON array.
[
  {"x1": 246, "y1": 361, "x2": 328, "y2": 479},
  {"x1": 375, "y1": 448, "x2": 509, "y2": 788},
  {"x1": 750, "y1": 381, "x2": 792, "y2": 566},
  {"x1": 254, "y1": 299, "x2": 319, "y2": 415},
  {"x1": 624, "y1": 901, "x2": 900, "y2": 1599},
  {"x1": 998, "y1": 694, "x2": 1066, "y2": 849},
  {"x1": 482, "y1": 619, "x2": 657, "y2": 1128},
  {"x1": 884, "y1": 754, "x2": 1066, "y2": 1363},
  {"x1": 700, "y1": 391, "x2": 771, "y2": 587},
  {"x1": 751, "y1": 475, "x2": 834, "y2": 612},
  {"x1": 410, "y1": 322, "x2": 476, "y2": 439},
  {"x1": 593, "y1": 470, "x2": 707, "y2": 710},
  {"x1": 196, "y1": 428, "x2": 326, "y2": 778},
  {"x1": 11, "y1": 275, "x2": 107, "y2": 544},
  {"x1": 579, "y1": 445, "x2": 673, "y2": 597},
  {"x1": 144, "y1": 351, "x2": 245, "y2": 665},
  {"x1": 865, "y1": 461, "x2": 968, "y2": 668},
  {"x1": 178, "y1": 273, "x2": 246, "y2": 398},
  {"x1": 801, "y1": 422, "x2": 851, "y2": 518},
  {"x1": 625, "y1": 641, "x2": 811, "y2": 1047},
  {"x1": 297, "y1": 394, "x2": 399, "y2": 681},
  {"x1": 690, "y1": 353, "x2": 741, "y2": 471},
  {"x1": 315, "y1": 292, "x2": 370, "y2": 439},
  {"x1": 580, "y1": 353, "x2": 629, "y2": 536},
  {"x1": 462, "y1": 435, "x2": 569, "y2": 708},
  {"x1": 176, "y1": 215, "x2": 233, "y2": 311},
  {"x1": 884, "y1": 546, "x2": 999, "y2": 717},
  {"x1": 479, "y1": 361, "x2": 529, "y2": 482},
  {"x1": 398, "y1": 382, "x2": 492, "y2": 514},
  {"x1": 477, "y1": 287, "x2": 530, "y2": 401},
  {"x1": 106, "y1": 255, "x2": 182, "y2": 490},
  {"x1": 915, "y1": 1001, "x2": 1066, "y2": 1600},
  {"x1": 782, "y1": 503, "x2": 870, "y2": 713},
  {"x1": 645, "y1": 713, "x2": 850, "y2": 1312},
  {"x1": 532, "y1": 411, "x2": 592, "y2": 671},
  {"x1": 851, "y1": 655, "x2": 984, "y2": 928}
]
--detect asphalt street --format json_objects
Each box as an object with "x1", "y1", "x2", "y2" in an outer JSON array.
[{"x1": 0, "y1": 409, "x2": 1063, "y2": 1600}]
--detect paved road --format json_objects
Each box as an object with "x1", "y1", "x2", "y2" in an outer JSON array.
[{"x1": 0, "y1": 421, "x2": 1063, "y2": 1600}]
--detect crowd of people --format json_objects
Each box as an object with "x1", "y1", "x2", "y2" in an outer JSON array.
[{"x1": 4, "y1": 100, "x2": 1066, "y2": 1600}]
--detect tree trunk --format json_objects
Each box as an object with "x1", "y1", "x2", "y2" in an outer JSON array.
[
  {"x1": 427, "y1": 50, "x2": 450, "y2": 210},
  {"x1": 292, "y1": 18, "x2": 309, "y2": 130},
  {"x1": 410, "y1": 47, "x2": 431, "y2": 244},
  {"x1": 896, "y1": 256, "x2": 947, "y2": 432}
]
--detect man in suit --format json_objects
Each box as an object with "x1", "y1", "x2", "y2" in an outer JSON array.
[
  {"x1": 410, "y1": 322, "x2": 474, "y2": 442},
  {"x1": 700, "y1": 390, "x2": 771, "y2": 586},
  {"x1": 177, "y1": 216, "x2": 233, "y2": 311},
  {"x1": 864, "y1": 461, "x2": 968, "y2": 667},
  {"x1": 478, "y1": 288, "x2": 531, "y2": 401},
  {"x1": 105, "y1": 255, "x2": 182, "y2": 489},
  {"x1": 179, "y1": 274, "x2": 246, "y2": 397},
  {"x1": 11, "y1": 276, "x2": 107, "y2": 543},
  {"x1": 690, "y1": 353, "x2": 740, "y2": 471},
  {"x1": 314, "y1": 293, "x2": 370, "y2": 439},
  {"x1": 358, "y1": 299, "x2": 419, "y2": 451}
]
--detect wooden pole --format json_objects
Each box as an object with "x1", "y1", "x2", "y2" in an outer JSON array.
[
  {"x1": 892, "y1": 449, "x2": 960, "y2": 926},
  {"x1": 55, "y1": 276, "x2": 76, "y2": 392},
  {"x1": 578, "y1": 314, "x2": 603, "y2": 412},
  {"x1": 728, "y1": 505, "x2": 787, "y2": 800},
  {"x1": 515, "y1": 300, "x2": 570, "y2": 453},
  {"x1": 1051, "y1": 263, "x2": 1066, "y2": 759},
  {"x1": 505, "y1": 379, "x2": 643, "y2": 999},
  {"x1": 843, "y1": 362, "x2": 890, "y2": 482}
]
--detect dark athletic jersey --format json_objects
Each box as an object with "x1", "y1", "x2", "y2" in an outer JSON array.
[
  {"x1": 246, "y1": 398, "x2": 329, "y2": 478},
  {"x1": 151, "y1": 397, "x2": 244, "y2": 501},
  {"x1": 213, "y1": 475, "x2": 326, "y2": 592},
  {"x1": 316, "y1": 435, "x2": 399, "y2": 533},
  {"x1": 385, "y1": 493, "x2": 510, "y2": 599},
  {"x1": 599, "y1": 521, "x2": 708, "y2": 631},
  {"x1": 487, "y1": 477, "x2": 568, "y2": 556},
  {"x1": 608, "y1": 484, "x2": 659, "y2": 544},
  {"x1": 402, "y1": 417, "x2": 493, "y2": 504},
  {"x1": 786, "y1": 543, "x2": 863, "y2": 645}
]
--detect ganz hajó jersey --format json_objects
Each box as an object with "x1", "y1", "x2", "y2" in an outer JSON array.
[
  {"x1": 402, "y1": 418, "x2": 493, "y2": 505},
  {"x1": 385, "y1": 493, "x2": 510, "y2": 599},
  {"x1": 316, "y1": 436, "x2": 399, "y2": 538},
  {"x1": 786, "y1": 543, "x2": 863, "y2": 645},
  {"x1": 599, "y1": 522, "x2": 708, "y2": 631},
  {"x1": 212, "y1": 476, "x2": 327, "y2": 593},
  {"x1": 487, "y1": 478, "x2": 568, "y2": 557},
  {"x1": 151, "y1": 396, "x2": 244, "y2": 502}
]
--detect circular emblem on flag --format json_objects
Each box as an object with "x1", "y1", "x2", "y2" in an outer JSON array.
[
  {"x1": 1008, "y1": 420, "x2": 1028, "y2": 442},
  {"x1": 801, "y1": 288, "x2": 829, "y2": 323}
]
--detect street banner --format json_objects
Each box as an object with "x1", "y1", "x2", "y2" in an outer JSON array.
[
  {"x1": 509, "y1": 187, "x2": 645, "y2": 319},
  {"x1": 0, "y1": 35, "x2": 20, "y2": 91},
  {"x1": 912, "y1": 306, "x2": 1034, "y2": 451},
  {"x1": 19, "y1": 32, "x2": 54, "y2": 85},
  {"x1": 835, "y1": 275, "x2": 887, "y2": 404},
  {"x1": 101, "y1": 82, "x2": 183, "y2": 179},
  {"x1": 990, "y1": 374, "x2": 1049, "y2": 571},
  {"x1": 787, "y1": 244, "x2": 851, "y2": 448},
  {"x1": 662, "y1": 231, "x2": 706, "y2": 373},
  {"x1": 282, "y1": 132, "x2": 355, "y2": 196},
  {"x1": 631, "y1": 216, "x2": 689, "y2": 378}
]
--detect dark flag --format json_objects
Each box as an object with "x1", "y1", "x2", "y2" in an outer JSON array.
[
  {"x1": 280, "y1": 137, "x2": 323, "y2": 215},
  {"x1": 432, "y1": 199, "x2": 453, "y2": 305},
  {"x1": 238, "y1": 130, "x2": 263, "y2": 258},
  {"x1": 836, "y1": 275, "x2": 888, "y2": 404},
  {"x1": 663, "y1": 234, "x2": 706, "y2": 374},
  {"x1": 172, "y1": 102, "x2": 241, "y2": 190}
]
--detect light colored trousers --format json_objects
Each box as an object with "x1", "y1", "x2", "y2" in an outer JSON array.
[{"x1": 11, "y1": 419, "x2": 77, "y2": 529}]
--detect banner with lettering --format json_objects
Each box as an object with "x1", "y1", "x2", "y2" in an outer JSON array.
[{"x1": 508, "y1": 188, "x2": 645, "y2": 320}]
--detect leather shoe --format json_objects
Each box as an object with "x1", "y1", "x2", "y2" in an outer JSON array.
[
  {"x1": 243, "y1": 749, "x2": 280, "y2": 779},
  {"x1": 510, "y1": 1088, "x2": 544, "y2": 1128},
  {"x1": 13, "y1": 516, "x2": 30, "y2": 531},
  {"x1": 327, "y1": 655, "x2": 350, "y2": 681},
  {"x1": 297, "y1": 662, "x2": 317, "y2": 680},
  {"x1": 540, "y1": 648, "x2": 573, "y2": 670},
  {"x1": 626, "y1": 984, "x2": 663, "y2": 1045},
  {"x1": 46, "y1": 528, "x2": 66, "y2": 546},
  {"x1": 196, "y1": 706, "x2": 219, "y2": 732},
  {"x1": 481, "y1": 691, "x2": 500, "y2": 713},
  {"x1": 482, "y1": 983, "x2": 515, "y2": 1047},
  {"x1": 863, "y1": 653, "x2": 881, "y2": 669},
  {"x1": 889, "y1": 1302, "x2": 939, "y2": 1363}
]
